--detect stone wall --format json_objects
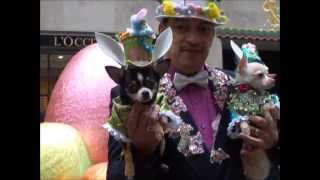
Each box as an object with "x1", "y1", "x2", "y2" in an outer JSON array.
[{"x1": 40, "y1": 0, "x2": 279, "y2": 32}]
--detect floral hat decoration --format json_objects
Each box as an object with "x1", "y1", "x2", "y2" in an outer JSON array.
[
  {"x1": 156, "y1": 0, "x2": 228, "y2": 25},
  {"x1": 95, "y1": 8, "x2": 173, "y2": 68}
]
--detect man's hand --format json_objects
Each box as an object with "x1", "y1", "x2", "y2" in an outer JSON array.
[
  {"x1": 239, "y1": 104, "x2": 279, "y2": 180},
  {"x1": 126, "y1": 102, "x2": 164, "y2": 158},
  {"x1": 239, "y1": 104, "x2": 279, "y2": 154}
]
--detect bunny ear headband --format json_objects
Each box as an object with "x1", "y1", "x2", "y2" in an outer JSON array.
[
  {"x1": 95, "y1": 8, "x2": 173, "y2": 68},
  {"x1": 230, "y1": 40, "x2": 264, "y2": 65}
]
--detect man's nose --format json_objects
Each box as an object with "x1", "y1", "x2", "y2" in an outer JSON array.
[{"x1": 185, "y1": 31, "x2": 202, "y2": 44}]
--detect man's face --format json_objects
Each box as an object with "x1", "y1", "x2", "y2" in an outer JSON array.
[{"x1": 165, "y1": 18, "x2": 215, "y2": 75}]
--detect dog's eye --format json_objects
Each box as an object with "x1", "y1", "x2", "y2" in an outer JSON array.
[
  {"x1": 128, "y1": 82, "x2": 139, "y2": 93},
  {"x1": 144, "y1": 79, "x2": 155, "y2": 89},
  {"x1": 257, "y1": 73, "x2": 265, "y2": 79}
]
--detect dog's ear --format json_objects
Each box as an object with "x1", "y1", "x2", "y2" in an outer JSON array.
[
  {"x1": 105, "y1": 66, "x2": 124, "y2": 84},
  {"x1": 238, "y1": 57, "x2": 248, "y2": 76},
  {"x1": 153, "y1": 59, "x2": 170, "y2": 77}
]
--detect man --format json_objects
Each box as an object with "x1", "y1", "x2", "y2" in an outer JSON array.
[{"x1": 107, "y1": 0, "x2": 279, "y2": 180}]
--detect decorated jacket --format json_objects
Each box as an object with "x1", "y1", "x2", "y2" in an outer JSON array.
[{"x1": 106, "y1": 67, "x2": 279, "y2": 180}]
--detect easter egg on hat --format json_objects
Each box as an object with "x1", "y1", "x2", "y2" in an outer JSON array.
[
  {"x1": 45, "y1": 43, "x2": 120, "y2": 163},
  {"x1": 40, "y1": 122, "x2": 92, "y2": 180}
]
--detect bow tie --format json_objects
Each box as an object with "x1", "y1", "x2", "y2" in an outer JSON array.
[{"x1": 173, "y1": 71, "x2": 209, "y2": 91}]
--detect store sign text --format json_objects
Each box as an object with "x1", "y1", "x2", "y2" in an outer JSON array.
[{"x1": 54, "y1": 36, "x2": 96, "y2": 48}]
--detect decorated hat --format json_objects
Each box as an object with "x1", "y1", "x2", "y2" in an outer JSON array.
[
  {"x1": 95, "y1": 8, "x2": 173, "y2": 68},
  {"x1": 230, "y1": 40, "x2": 264, "y2": 64},
  {"x1": 156, "y1": 0, "x2": 228, "y2": 26},
  {"x1": 240, "y1": 43, "x2": 263, "y2": 64}
]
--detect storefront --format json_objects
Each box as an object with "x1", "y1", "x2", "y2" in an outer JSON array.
[{"x1": 40, "y1": 31, "x2": 115, "y2": 118}]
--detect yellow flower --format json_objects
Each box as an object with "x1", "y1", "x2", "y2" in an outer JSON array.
[
  {"x1": 163, "y1": 0, "x2": 176, "y2": 16},
  {"x1": 218, "y1": 15, "x2": 229, "y2": 23},
  {"x1": 208, "y1": 2, "x2": 221, "y2": 19}
]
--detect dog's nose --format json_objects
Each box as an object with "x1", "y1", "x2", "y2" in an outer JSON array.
[
  {"x1": 268, "y1": 74, "x2": 277, "y2": 79},
  {"x1": 142, "y1": 91, "x2": 150, "y2": 100}
]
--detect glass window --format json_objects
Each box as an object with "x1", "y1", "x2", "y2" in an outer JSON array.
[
  {"x1": 40, "y1": 96, "x2": 48, "y2": 113},
  {"x1": 48, "y1": 54, "x2": 72, "y2": 93},
  {"x1": 40, "y1": 53, "x2": 73, "y2": 114},
  {"x1": 40, "y1": 54, "x2": 48, "y2": 96}
]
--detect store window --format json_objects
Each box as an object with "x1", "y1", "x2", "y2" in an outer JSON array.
[
  {"x1": 40, "y1": 31, "x2": 102, "y2": 121},
  {"x1": 40, "y1": 53, "x2": 73, "y2": 119}
]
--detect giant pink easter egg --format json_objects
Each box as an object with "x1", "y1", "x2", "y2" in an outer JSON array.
[{"x1": 45, "y1": 43, "x2": 120, "y2": 164}]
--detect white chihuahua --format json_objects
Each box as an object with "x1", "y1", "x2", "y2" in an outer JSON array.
[{"x1": 228, "y1": 41, "x2": 280, "y2": 180}]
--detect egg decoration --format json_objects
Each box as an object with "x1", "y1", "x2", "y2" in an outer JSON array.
[
  {"x1": 81, "y1": 162, "x2": 108, "y2": 180},
  {"x1": 40, "y1": 122, "x2": 92, "y2": 180},
  {"x1": 45, "y1": 43, "x2": 120, "y2": 163}
]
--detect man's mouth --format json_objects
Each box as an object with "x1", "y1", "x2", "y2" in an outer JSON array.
[{"x1": 181, "y1": 48, "x2": 202, "y2": 53}]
